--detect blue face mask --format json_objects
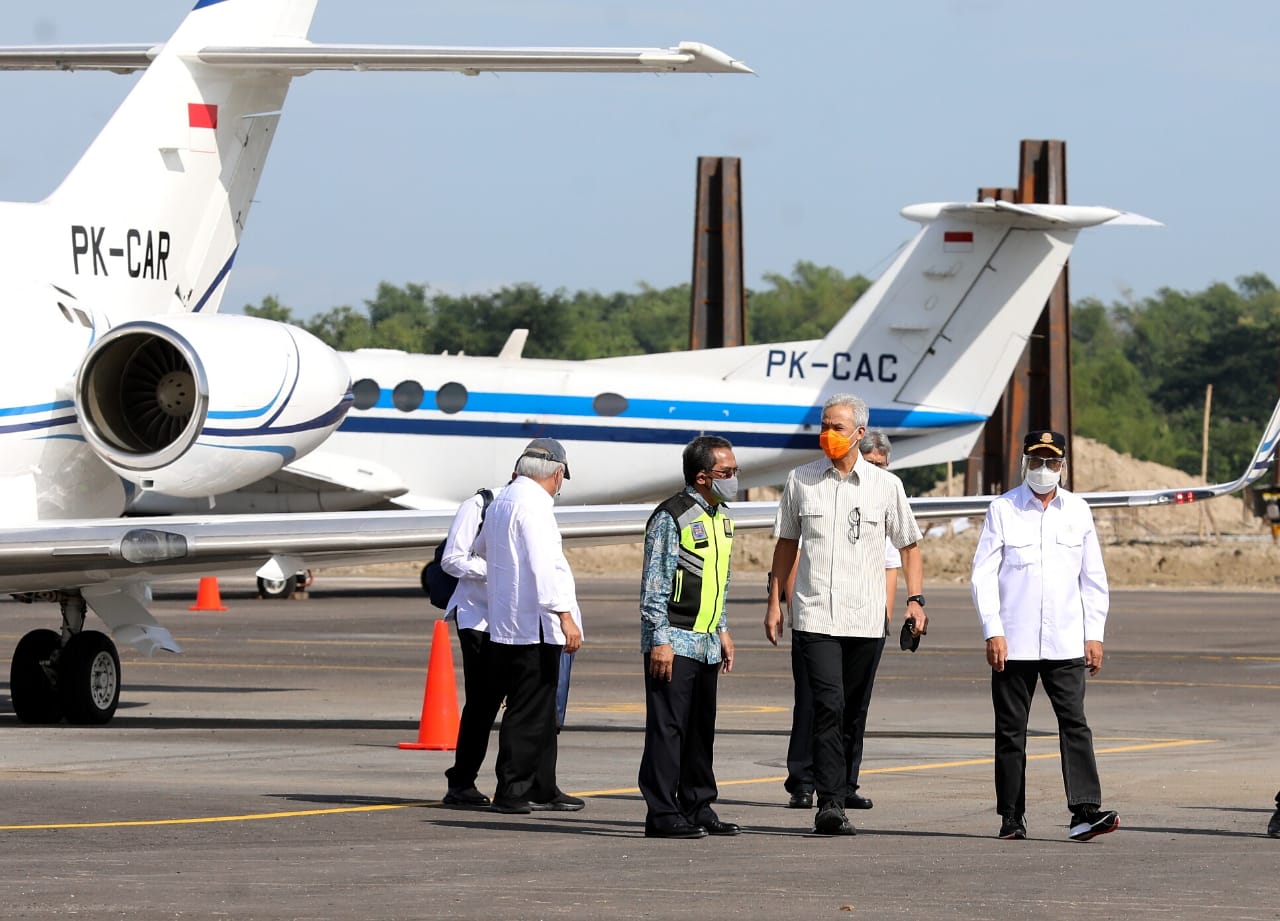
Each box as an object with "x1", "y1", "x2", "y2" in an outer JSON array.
[{"x1": 711, "y1": 474, "x2": 739, "y2": 503}]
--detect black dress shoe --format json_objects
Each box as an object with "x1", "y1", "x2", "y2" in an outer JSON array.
[
  {"x1": 844, "y1": 793, "x2": 874, "y2": 810},
  {"x1": 644, "y1": 821, "x2": 708, "y2": 839},
  {"x1": 814, "y1": 804, "x2": 856, "y2": 836},
  {"x1": 530, "y1": 790, "x2": 585, "y2": 812},
  {"x1": 787, "y1": 791, "x2": 814, "y2": 809},
  {"x1": 696, "y1": 816, "x2": 741, "y2": 836},
  {"x1": 491, "y1": 798, "x2": 533, "y2": 815},
  {"x1": 442, "y1": 786, "x2": 491, "y2": 808}
]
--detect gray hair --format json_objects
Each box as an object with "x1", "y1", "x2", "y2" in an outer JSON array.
[
  {"x1": 859, "y1": 429, "x2": 892, "y2": 459},
  {"x1": 822, "y1": 393, "x2": 869, "y2": 429},
  {"x1": 515, "y1": 454, "x2": 563, "y2": 480}
]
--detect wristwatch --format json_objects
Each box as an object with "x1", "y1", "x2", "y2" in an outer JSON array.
[{"x1": 906, "y1": 594, "x2": 926, "y2": 607}]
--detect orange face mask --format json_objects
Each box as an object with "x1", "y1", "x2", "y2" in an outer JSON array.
[{"x1": 819, "y1": 429, "x2": 854, "y2": 460}]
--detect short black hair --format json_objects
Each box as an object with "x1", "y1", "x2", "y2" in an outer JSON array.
[{"x1": 682, "y1": 435, "x2": 733, "y2": 486}]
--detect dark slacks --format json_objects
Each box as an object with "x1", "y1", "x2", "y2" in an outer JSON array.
[
  {"x1": 991, "y1": 658, "x2": 1102, "y2": 818},
  {"x1": 489, "y1": 640, "x2": 562, "y2": 803},
  {"x1": 638, "y1": 652, "x2": 720, "y2": 828},
  {"x1": 785, "y1": 628, "x2": 886, "y2": 795},
  {"x1": 792, "y1": 630, "x2": 886, "y2": 807},
  {"x1": 445, "y1": 626, "x2": 504, "y2": 791}
]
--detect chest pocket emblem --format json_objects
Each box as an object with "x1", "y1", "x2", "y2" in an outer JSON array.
[
  {"x1": 723, "y1": 518, "x2": 733, "y2": 537},
  {"x1": 690, "y1": 521, "x2": 708, "y2": 542}
]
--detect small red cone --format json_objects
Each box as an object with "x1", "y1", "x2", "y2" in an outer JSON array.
[
  {"x1": 400, "y1": 619, "x2": 460, "y2": 750},
  {"x1": 189, "y1": 576, "x2": 227, "y2": 612}
]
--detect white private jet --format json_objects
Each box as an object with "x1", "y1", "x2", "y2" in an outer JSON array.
[
  {"x1": 0, "y1": 0, "x2": 750, "y2": 724},
  {"x1": 135, "y1": 200, "x2": 1161, "y2": 520}
]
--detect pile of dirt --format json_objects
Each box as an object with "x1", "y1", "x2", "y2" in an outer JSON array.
[{"x1": 564, "y1": 438, "x2": 1280, "y2": 590}]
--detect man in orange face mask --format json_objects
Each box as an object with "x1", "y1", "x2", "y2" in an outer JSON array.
[{"x1": 765, "y1": 393, "x2": 925, "y2": 836}]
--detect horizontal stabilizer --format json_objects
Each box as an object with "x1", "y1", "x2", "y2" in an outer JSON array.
[
  {"x1": 901, "y1": 201, "x2": 1161, "y2": 229},
  {"x1": 0, "y1": 41, "x2": 752, "y2": 75}
]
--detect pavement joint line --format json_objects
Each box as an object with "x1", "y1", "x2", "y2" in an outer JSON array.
[{"x1": 0, "y1": 737, "x2": 1213, "y2": 832}]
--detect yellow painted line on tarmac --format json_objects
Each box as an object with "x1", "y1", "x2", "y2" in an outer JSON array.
[
  {"x1": 0, "y1": 737, "x2": 1213, "y2": 832},
  {"x1": 563, "y1": 738, "x2": 1217, "y2": 797},
  {"x1": 0, "y1": 801, "x2": 435, "y2": 832}
]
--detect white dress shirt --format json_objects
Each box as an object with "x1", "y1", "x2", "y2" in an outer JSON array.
[
  {"x1": 884, "y1": 538, "x2": 902, "y2": 570},
  {"x1": 971, "y1": 482, "x2": 1109, "y2": 660},
  {"x1": 440, "y1": 487, "x2": 502, "y2": 632},
  {"x1": 472, "y1": 476, "x2": 581, "y2": 646},
  {"x1": 775, "y1": 454, "x2": 922, "y2": 637}
]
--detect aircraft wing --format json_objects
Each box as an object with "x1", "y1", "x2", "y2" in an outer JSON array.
[
  {"x1": 0, "y1": 42, "x2": 752, "y2": 75},
  {"x1": 909, "y1": 394, "x2": 1280, "y2": 520},
  {"x1": 6, "y1": 383, "x2": 1276, "y2": 594}
]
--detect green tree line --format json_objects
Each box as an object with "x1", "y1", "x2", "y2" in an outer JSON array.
[{"x1": 243, "y1": 267, "x2": 1279, "y2": 484}]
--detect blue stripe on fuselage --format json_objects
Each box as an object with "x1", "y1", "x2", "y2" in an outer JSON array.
[{"x1": 363, "y1": 388, "x2": 984, "y2": 429}]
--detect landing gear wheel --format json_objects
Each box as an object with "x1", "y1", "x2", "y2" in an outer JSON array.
[
  {"x1": 58, "y1": 630, "x2": 121, "y2": 725},
  {"x1": 10, "y1": 628, "x2": 63, "y2": 724},
  {"x1": 257, "y1": 575, "x2": 297, "y2": 600}
]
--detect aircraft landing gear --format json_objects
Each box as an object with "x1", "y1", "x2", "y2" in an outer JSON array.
[
  {"x1": 257, "y1": 569, "x2": 312, "y2": 600},
  {"x1": 10, "y1": 628, "x2": 63, "y2": 724},
  {"x1": 9, "y1": 593, "x2": 121, "y2": 725}
]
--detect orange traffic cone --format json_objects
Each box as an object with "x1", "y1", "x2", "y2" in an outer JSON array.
[
  {"x1": 400, "y1": 619, "x2": 461, "y2": 750},
  {"x1": 189, "y1": 576, "x2": 227, "y2": 612}
]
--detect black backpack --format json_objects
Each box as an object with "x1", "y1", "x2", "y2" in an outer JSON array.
[{"x1": 424, "y1": 488, "x2": 494, "y2": 609}]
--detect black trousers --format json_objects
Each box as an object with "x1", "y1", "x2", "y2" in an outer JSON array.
[
  {"x1": 489, "y1": 641, "x2": 562, "y2": 803},
  {"x1": 785, "y1": 629, "x2": 885, "y2": 795},
  {"x1": 637, "y1": 653, "x2": 720, "y2": 828},
  {"x1": 792, "y1": 630, "x2": 886, "y2": 807},
  {"x1": 991, "y1": 658, "x2": 1102, "y2": 818},
  {"x1": 445, "y1": 627, "x2": 504, "y2": 791}
]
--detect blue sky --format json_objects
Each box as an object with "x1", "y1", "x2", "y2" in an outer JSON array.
[{"x1": 2, "y1": 1, "x2": 1277, "y2": 321}]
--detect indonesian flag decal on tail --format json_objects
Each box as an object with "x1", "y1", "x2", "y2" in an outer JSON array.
[
  {"x1": 188, "y1": 103, "x2": 218, "y2": 153},
  {"x1": 943, "y1": 230, "x2": 974, "y2": 253}
]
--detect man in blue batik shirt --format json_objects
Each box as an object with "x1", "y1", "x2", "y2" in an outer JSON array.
[{"x1": 638, "y1": 435, "x2": 739, "y2": 840}]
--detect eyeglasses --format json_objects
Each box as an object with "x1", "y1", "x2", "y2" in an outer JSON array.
[
  {"x1": 848, "y1": 507, "x2": 861, "y2": 544},
  {"x1": 1026, "y1": 457, "x2": 1064, "y2": 471},
  {"x1": 705, "y1": 467, "x2": 740, "y2": 479},
  {"x1": 865, "y1": 458, "x2": 888, "y2": 469}
]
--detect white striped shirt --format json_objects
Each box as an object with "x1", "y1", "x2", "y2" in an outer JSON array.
[{"x1": 775, "y1": 454, "x2": 922, "y2": 637}]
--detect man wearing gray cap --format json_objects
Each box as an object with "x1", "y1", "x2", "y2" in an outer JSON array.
[{"x1": 473, "y1": 437, "x2": 584, "y2": 814}]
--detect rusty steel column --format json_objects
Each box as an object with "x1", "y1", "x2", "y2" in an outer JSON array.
[
  {"x1": 1012, "y1": 139, "x2": 1074, "y2": 490},
  {"x1": 689, "y1": 156, "x2": 745, "y2": 349},
  {"x1": 964, "y1": 141, "x2": 1074, "y2": 494},
  {"x1": 965, "y1": 187, "x2": 1018, "y2": 496}
]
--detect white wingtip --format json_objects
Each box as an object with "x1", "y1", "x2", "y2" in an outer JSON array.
[{"x1": 675, "y1": 41, "x2": 753, "y2": 74}]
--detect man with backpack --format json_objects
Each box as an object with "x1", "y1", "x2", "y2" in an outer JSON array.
[{"x1": 439, "y1": 483, "x2": 501, "y2": 808}]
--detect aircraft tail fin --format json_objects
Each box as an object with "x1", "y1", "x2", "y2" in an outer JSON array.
[
  {"x1": 45, "y1": 0, "x2": 319, "y2": 318},
  {"x1": 731, "y1": 202, "x2": 1158, "y2": 426}
]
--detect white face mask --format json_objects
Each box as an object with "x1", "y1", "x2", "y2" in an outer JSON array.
[
  {"x1": 710, "y1": 475, "x2": 739, "y2": 503},
  {"x1": 1023, "y1": 463, "x2": 1061, "y2": 495}
]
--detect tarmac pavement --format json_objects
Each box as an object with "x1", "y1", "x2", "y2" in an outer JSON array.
[{"x1": 0, "y1": 578, "x2": 1277, "y2": 920}]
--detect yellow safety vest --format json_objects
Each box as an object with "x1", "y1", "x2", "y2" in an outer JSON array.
[{"x1": 650, "y1": 491, "x2": 733, "y2": 633}]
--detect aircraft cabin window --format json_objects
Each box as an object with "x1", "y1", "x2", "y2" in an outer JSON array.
[
  {"x1": 593, "y1": 392, "x2": 629, "y2": 416},
  {"x1": 351, "y1": 378, "x2": 380, "y2": 411},
  {"x1": 393, "y1": 380, "x2": 425, "y2": 413},
  {"x1": 436, "y1": 382, "x2": 468, "y2": 414}
]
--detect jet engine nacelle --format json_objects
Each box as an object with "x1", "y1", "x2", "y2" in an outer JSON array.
[{"x1": 75, "y1": 314, "x2": 352, "y2": 497}]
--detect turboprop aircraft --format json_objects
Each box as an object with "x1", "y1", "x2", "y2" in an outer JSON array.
[{"x1": 0, "y1": 0, "x2": 749, "y2": 724}]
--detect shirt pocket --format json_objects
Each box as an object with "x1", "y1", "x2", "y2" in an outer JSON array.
[
  {"x1": 1055, "y1": 524, "x2": 1085, "y2": 566},
  {"x1": 798, "y1": 502, "x2": 827, "y2": 542},
  {"x1": 859, "y1": 506, "x2": 884, "y2": 543},
  {"x1": 1003, "y1": 524, "x2": 1040, "y2": 569}
]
